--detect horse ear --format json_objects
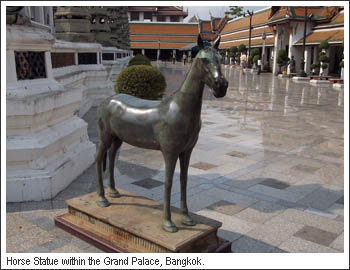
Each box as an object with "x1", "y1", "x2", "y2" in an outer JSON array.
[
  {"x1": 213, "y1": 36, "x2": 221, "y2": 50},
  {"x1": 197, "y1": 35, "x2": 204, "y2": 49}
]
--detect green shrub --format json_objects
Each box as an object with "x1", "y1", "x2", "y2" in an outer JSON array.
[
  {"x1": 238, "y1": 44, "x2": 246, "y2": 53},
  {"x1": 229, "y1": 46, "x2": 238, "y2": 55},
  {"x1": 127, "y1": 54, "x2": 151, "y2": 67},
  {"x1": 319, "y1": 40, "x2": 330, "y2": 50},
  {"x1": 321, "y1": 63, "x2": 328, "y2": 69},
  {"x1": 115, "y1": 65, "x2": 166, "y2": 100},
  {"x1": 253, "y1": 55, "x2": 260, "y2": 64},
  {"x1": 319, "y1": 55, "x2": 329, "y2": 63},
  {"x1": 339, "y1": 61, "x2": 344, "y2": 68},
  {"x1": 310, "y1": 63, "x2": 320, "y2": 70},
  {"x1": 248, "y1": 48, "x2": 260, "y2": 64},
  {"x1": 276, "y1": 49, "x2": 289, "y2": 67}
]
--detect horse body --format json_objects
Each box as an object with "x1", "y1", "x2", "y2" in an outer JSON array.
[{"x1": 95, "y1": 35, "x2": 228, "y2": 232}]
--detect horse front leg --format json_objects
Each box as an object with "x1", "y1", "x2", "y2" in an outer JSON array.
[
  {"x1": 108, "y1": 139, "x2": 122, "y2": 198},
  {"x1": 179, "y1": 148, "x2": 196, "y2": 226},
  {"x1": 95, "y1": 142, "x2": 110, "y2": 207},
  {"x1": 162, "y1": 152, "x2": 178, "y2": 233}
]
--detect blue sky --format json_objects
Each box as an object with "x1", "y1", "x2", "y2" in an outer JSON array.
[{"x1": 184, "y1": 6, "x2": 268, "y2": 21}]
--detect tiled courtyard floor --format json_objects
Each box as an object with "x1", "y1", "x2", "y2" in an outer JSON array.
[{"x1": 6, "y1": 62, "x2": 345, "y2": 253}]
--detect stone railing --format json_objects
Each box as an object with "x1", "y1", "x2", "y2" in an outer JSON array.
[{"x1": 51, "y1": 40, "x2": 131, "y2": 117}]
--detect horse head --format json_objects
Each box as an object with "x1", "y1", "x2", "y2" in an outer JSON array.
[{"x1": 196, "y1": 35, "x2": 228, "y2": 98}]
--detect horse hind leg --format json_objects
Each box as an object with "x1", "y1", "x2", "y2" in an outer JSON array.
[
  {"x1": 108, "y1": 138, "x2": 123, "y2": 198},
  {"x1": 95, "y1": 118, "x2": 113, "y2": 207}
]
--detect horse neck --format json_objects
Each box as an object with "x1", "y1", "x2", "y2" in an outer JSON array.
[{"x1": 179, "y1": 59, "x2": 204, "y2": 95}]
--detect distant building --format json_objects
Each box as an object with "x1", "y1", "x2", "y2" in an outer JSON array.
[
  {"x1": 128, "y1": 6, "x2": 228, "y2": 61},
  {"x1": 219, "y1": 6, "x2": 344, "y2": 76}
]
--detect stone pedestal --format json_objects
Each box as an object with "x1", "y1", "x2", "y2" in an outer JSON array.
[
  {"x1": 333, "y1": 83, "x2": 344, "y2": 90},
  {"x1": 310, "y1": 79, "x2": 331, "y2": 86},
  {"x1": 292, "y1": 76, "x2": 310, "y2": 82},
  {"x1": 54, "y1": 189, "x2": 231, "y2": 253}
]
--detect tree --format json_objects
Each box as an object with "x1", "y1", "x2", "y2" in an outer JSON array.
[
  {"x1": 276, "y1": 49, "x2": 289, "y2": 73},
  {"x1": 225, "y1": 6, "x2": 244, "y2": 19},
  {"x1": 238, "y1": 44, "x2": 246, "y2": 53},
  {"x1": 248, "y1": 48, "x2": 259, "y2": 65}
]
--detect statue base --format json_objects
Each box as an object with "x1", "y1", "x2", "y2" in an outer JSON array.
[{"x1": 54, "y1": 188, "x2": 231, "y2": 253}]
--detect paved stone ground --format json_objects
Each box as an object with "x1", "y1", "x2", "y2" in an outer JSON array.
[{"x1": 6, "y1": 62, "x2": 345, "y2": 253}]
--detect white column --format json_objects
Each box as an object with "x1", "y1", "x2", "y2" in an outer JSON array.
[
  {"x1": 152, "y1": 15, "x2": 157, "y2": 22},
  {"x1": 74, "y1": 52, "x2": 78, "y2": 65},
  {"x1": 45, "y1": 51, "x2": 53, "y2": 79},
  {"x1": 180, "y1": 16, "x2": 184, "y2": 22},
  {"x1": 139, "y1": 12, "x2": 144, "y2": 21},
  {"x1": 38, "y1": 7, "x2": 45, "y2": 24},
  {"x1": 6, "y1": 50, "x2": 17, "y2": 83},
  {"x1": 166, "y1": 16, "x2": 171, "y2": 22},
  {"x1": 272, "y1": 30, "x2": 279, "y2": 75},
  {"x1": 287, "y1": 31, "x2": 293, "y2": 74},
  {"x1": 142, "y1": 49, "x2": 145, "y2": 55},
  {"x1": 261, "y1": 40, "x2": 266, "y2": 70},
  {"x1": 157, "y1": 49, "x2": 160, "y2": 61},
  {"x1": 304, "y1": 46, "x2": 312, "y2": 74}
]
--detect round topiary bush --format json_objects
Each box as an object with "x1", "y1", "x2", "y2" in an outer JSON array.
[
  {"x1": 319, "y1": 40, "x2": 330, "y2": 50},
  {"x1": 238, "y1": 44, "x2": 246, "y2": 53},
  {"x1": 253, "y1": 55, "x2": 260, "y2": 64},
  {"x1": 115, "y1": 65, "x2": 166, "y2": 100},
  {"x1": 321, "y1": 63, "x2": 328, "y2": 69},
  {"x1": 127, "y1": 54, "x2": 151, "y2": 67}
]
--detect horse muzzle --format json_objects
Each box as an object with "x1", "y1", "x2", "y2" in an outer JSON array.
[{"x1": 213, "y1": 77, "x2": 228, "y2": 98}]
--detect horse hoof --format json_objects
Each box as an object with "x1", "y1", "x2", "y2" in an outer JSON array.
[
  {"x1": 163, "y1": 221, "x2": 178, "y2": 233},
  {"x1": 109, "y1": 189, "x2": 121, "y2": 198},
  {"x1": 97, "y1": 198, "x2": 110, "y2": 207},
  {"x1": 182, "y1": 215, "x2": 196, "y2": 226}
]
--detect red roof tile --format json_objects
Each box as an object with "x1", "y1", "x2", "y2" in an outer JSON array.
[
  {"x1": 220, "y1": 36, "x2": 275, "y2": 49},
  {"x1": 221, "y1": 8, "x2": 271, "y2": 34},
  {"x1": 129, "y1": 23, "x2": 198, "y2": 35}
]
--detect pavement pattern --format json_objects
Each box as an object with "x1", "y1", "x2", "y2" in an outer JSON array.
[{"x1": 6, "y1": 62, "x2": 344, "y2": 253}]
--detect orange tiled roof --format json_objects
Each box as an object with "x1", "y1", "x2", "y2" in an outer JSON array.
[
  {"x1": 221, "y1": 26, "x2": 272, "y2": 42},
  {"x1": 296, "y1": 29, "x2": 344, "y2": 44},
  {"x1": 330, "y1": 11, "x2": 344, "y2": 24},
  {"x1": 221, "y1": 8, "x2": 271, "y2": 34},
  {"x1": 293, "y1": 7, "x2": 322, "y2": 17},
  {"x1": 213, "y1": 18, "x2": 221, "y2": 29},
  {"x1": 202, "y1": 21, "x2": 212, "y2": 32},
  {"x1": 129, "y1": 23, "x2": 198, "y2": 35},
  {"x1": 130, "y1": 35, "x2": 197, "y2": 42},
  {"x1": 202, "y1": 33, "x2": 217, "y2": 40},
  {"x1": 316, "y1": 6, "x2": 338, "y2": 18},
  {"x1": 130, "y1": 41, "x2": 190, "y2": 49},
  {"x1": 220, "y1": 36, "x2": 275, "y2": 49}
]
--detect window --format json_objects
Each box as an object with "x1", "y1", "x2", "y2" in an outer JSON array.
[
  {"x1": 130, "y1": 12, "x2": 139, "y2": 21},
  {"x1": 144, "y1": 12, "x2": 152, "y2": 21},
  {"x1": 15, "y1": 51, "x2": 47, "y2": 80},
  {"x1": 157, "y1": 16, "x2": 165, "y2": 22},
  {"x1": 170, "y1": 16, "x2": 179, "y2": 22}
]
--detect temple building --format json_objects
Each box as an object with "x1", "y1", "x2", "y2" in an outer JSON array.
[
  {"x1": 219, "y1": 6, "x2": 344, "y2": 76},
  {"x1": 6, "y1": 6, "x2": 131, "y2": 202},
  {"x1": 128, "y1": 6, "x2": 228, "y2": 60}
]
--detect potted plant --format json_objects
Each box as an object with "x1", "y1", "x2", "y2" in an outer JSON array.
[
  {"x1": 229, "y1": 46, "x2": 238, "y2": 65},
  {"x1": 339, "y1": 39, "x2": 344, "y2": 80},
  {"x1": 248, "y1": 48, "x2": 260, "y2": 69},
  {"x1": 310, "y1": 63, "x2": 320, "y2": 75},
  {"x1": 319, "y1": 40, "x2": 330, "y2": 77},
  {"x1": 276, "y1": 49, "x2": 289, "y2": 75}
]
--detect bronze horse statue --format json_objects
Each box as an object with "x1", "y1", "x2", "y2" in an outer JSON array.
[{"x1": 95, "y1": 35, "x2": 228, "y2": 232}]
